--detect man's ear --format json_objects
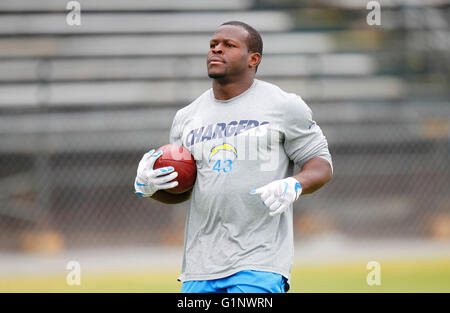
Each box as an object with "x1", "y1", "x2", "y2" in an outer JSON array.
[{"x1": 248, "y1": 52, "x2": 262, "y2": 70}]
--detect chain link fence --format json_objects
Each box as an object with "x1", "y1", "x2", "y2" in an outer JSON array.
[
  {"x1": 1, "y1": 109, "x2": 448, "y2": 253},
  {"x1": 0, "y1": 0, "x2": 449, "y2": 255}
]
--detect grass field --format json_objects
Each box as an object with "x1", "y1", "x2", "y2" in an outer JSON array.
[{"x1": 1, "y1": 257, "x2": 449, "y2": 292}]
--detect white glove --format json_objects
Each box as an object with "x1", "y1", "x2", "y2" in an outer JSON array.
[
  {"x1": 250, "y1": 177, "x2": 302, "y2": 216},
  {"x1": 134, "y1": 149, "x2": 179, "y2": 197}
]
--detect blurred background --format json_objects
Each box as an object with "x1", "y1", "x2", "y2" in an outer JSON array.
[{"x1": 0, "y1": 0, "x2": 449, "y2": 292}]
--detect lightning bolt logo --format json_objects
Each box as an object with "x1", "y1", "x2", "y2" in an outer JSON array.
[{"x1": 208, "y1": 143, "x2": 238, "y2": 161}]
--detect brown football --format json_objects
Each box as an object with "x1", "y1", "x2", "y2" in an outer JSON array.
[{"x1": 153, "y1": 144, "x2": 197, "y2": 194}]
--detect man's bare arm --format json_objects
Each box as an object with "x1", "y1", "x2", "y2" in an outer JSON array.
[
  {"x1": 150, "y1": 188, "x2": 193, "y2": 204},
  {"x1": 292, "y1": 157, "x2": 332, "y2": 195}
]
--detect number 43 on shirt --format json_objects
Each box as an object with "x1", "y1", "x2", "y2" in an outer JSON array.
[{"x1": 211, "y1": 159, "x2": 233, "y2": 173}]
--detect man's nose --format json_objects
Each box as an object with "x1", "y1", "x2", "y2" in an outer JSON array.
[{"x1": 212, "y1": 45, "x2": 223, "y2": 55}]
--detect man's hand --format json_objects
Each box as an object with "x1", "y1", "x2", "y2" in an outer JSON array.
[
  {"x1": 134, "y1": 149, "x2": 179, "y2": 197},
  {"x1": 250, "y1": 177, "x2": 302, "y2": 216}
]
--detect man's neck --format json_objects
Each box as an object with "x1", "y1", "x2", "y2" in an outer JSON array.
[{"x1": 212, "y1": 77, "x2": 255, "y2": 101}]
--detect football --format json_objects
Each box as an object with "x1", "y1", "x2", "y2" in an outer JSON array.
[{"x1": 153, "y1": 144, "x2": 197, "y2": 194}]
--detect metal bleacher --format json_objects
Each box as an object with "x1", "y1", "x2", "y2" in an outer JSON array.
[
  {"x1": 0, "y1": 0, "x2": 415, "y2": 150},
  {"x1": 0, "y1": 0, "x2": 449, "y2": 247}
]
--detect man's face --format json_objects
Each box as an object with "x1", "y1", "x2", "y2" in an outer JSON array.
[{"x1": 207, "y1": 25, "x2": 252, "y2": 80}]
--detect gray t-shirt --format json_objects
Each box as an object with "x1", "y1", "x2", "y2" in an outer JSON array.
[{"x1": 169, "y1": 79, "x2": 332, "y2": 287}]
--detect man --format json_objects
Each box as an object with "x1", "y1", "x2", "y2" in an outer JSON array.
[{"x1": 134, "y1": 21, "x2": 333, "y2": 293}]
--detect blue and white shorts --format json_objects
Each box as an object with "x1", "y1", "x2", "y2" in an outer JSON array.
[{"x1": 181, "y1": 270, "x2": 287, "y2": 293}]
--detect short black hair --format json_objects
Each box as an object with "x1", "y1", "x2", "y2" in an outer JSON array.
[{"x1": 220, "y1": 21, "x2": 263, "y2": 66}]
